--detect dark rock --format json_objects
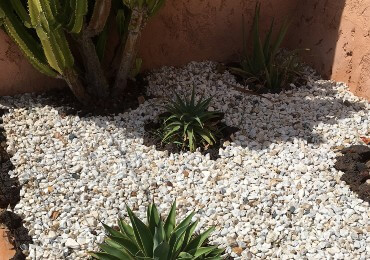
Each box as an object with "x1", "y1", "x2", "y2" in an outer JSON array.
[
  {"x1": 68, "y1": 134, "x2": 77, "y2": 141},
  {"x1": 289, "y1": 206, "x2": 296, "y2": 214}
]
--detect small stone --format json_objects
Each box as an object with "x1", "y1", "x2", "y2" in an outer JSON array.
[
  {"x1": 65, "y1": 238, "x2": 80, "y2": 249},
  {"x1": 232, "y1": 247, "x2": 243, "y2": 255},
  {"x1": 69, "y1": 134, "x2": 77, "y2": 141},
  {"x1": 233, "y1": 155, "x2": 242, "y2": 165},
  {"x1": 71, "y1": 165, "x2": 83, "y2": 174}
]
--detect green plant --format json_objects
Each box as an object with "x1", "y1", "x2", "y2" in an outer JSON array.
[
  {"x1": 89, "y1": 201, "x2": 224, "y2": 260},
  {"x1": 0, "y1": 0, "x2": 165, "y2": 105},
  {"x1": 159, "y1": 88, "x2": 223, "y2": 152},
  {"x1": 231, "y1": 2, "x2": 303, "y2": 91}
]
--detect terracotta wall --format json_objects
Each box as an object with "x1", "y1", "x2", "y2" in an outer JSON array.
[
  {"x1": 0, "y1": 0, "x2": 369, "y2": 100},
  {"x1": 287, "y1": 0, "x2": 370, "y2": 100}
]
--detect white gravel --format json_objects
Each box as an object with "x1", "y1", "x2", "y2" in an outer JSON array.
[{"x1": 0, "y1": 61, "x2": 369, "y2": 259}]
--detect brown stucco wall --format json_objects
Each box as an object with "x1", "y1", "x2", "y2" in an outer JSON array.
[
  {"x1": 287, "y1": 0, "x2": 370, "y2": 100},
  {"x1": 0, "y1": 0, "x2": 369, "y2": 100}
]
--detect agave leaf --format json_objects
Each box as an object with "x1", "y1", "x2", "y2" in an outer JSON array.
[
  {"x1": 203, "y1": 257, "x2": 224, "y2": 260},
  {"x1": 174, "y1": 92, "x2": 187, "y2": 109},
  {"x1": 263, "y1": 19, "x2": 274, "y2": 63},
  {"x1": 103, "y1": 223, "x2": 126, "y2": 238},
  {"x1": 187, "y1": 129, "x2": 195, "y2": 152},
  {"x1": 195, "y1": 97, "x2": 212, "y2": 112},
  {"x1": 99, "y1": 243, "x2": 134, "y2": 259},
  {"x1": 188, "y1": 246, "x2": 217, "y2": 258},
  {"x1": 149, "y1": 203, "x2": 161, "y2": 235},
  {"x1": 107, "y1": 236, "x2": 140, "y2": 256},
  {"x1": 153, "y1": 241, "x2": 170, "y2": 260},
  {"x1": 168, "y1": 224, "x2": 189, "y2": 258},
  {"x1": 126, "y1": 206, "x2": 154, "y2": 257},
  {"x1": 153, "y1": 221, "x2": 165, "y2": 249},
  {"x1": 270, "y1": 19, "x2": 290, "y2": 58},
  {"x1": 164, "y1": 114, "x2": 180, "y2": 124},
  {"x1": 175, "y1": 212, "x2": 195, "y2": 232},
  {"x1": 183, "y1": 122, "x2": 191, "y2": 136},
  {"x1": 195, "y1": 128, "x2": 214, "y2": 145},
  {"x1": 183, "y1": 220, "x2": 198, "y2": 247},
  {"x1": 147, "y1": 204, "x2": 152, "y2": 226},
  {"x1": 207, "y1": 248, "x2": 225, "y2": 256},
  {"x1": 164, "y1": 201, "x2": 176, "y2": 240},
  {"x1": 185, "y1": 227, "x2": 215, "y2": 252},
  {"x1": 118, "y1": 219, "x2": 135, "y2": 241},
  {"x1": 178, "y1": 251, "x2": 194, "y2": 259},
  {"x1": 194, "y1": 116, "x2": 204, "y2": 128},
  {"x1": 89, "y1": 252, "x2": 121, "y2": 260},
  {"x1": 162, "y1": 125, "x2": 181, "y2": 143}
]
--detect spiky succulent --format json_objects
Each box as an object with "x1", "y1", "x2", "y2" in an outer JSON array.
[
  {"x1": 230, "y1": 2, "x2": 303, "y2": 91},
  {"x1": 89, "y1": 201, "x2": 224, "y2": 260},
  {"x1": 159, "y1": 88, "x2": 223, "y2": 152},
  {"x1": 0, "y1": 0, "x2": 165, "y2": 104}
]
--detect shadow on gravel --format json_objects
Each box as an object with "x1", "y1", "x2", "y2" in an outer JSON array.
[
  {"x1": 0, "y1": 72, "x2": 367, "y2": 155},
  {"x1": 0, "y1": 108, "x2": 32, "y2": 260}
]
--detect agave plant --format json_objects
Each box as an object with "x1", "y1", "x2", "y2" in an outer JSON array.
[
  {"x1": 230, "y1": 2, "x2": 303, "y2": 91},
  {"x1": 159, "y1": 88, "x2": 223, "y2": 152},
  {"x1": 0, "y1": 0, "x2": 165, "y2": 105},
  {"x1": 89, "y1": 201, "x2": 224, "y2": 259}
]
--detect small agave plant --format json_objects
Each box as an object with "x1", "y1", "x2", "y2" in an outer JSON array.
[
  {"x1": 160, "y1": 87, "x2": 223, "y2": 152},
  {"x1": 89, "y1": 201, "x2": 224, "y2": 259}
]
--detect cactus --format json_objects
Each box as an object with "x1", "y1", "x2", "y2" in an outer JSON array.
[{"x1": 0, "y1": 0, "x2": 166, "y2": 105}]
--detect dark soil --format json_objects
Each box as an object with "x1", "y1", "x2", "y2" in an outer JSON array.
[
  {"x1": 39, "y1": 74, "x2": 150, "y2": 117},
  {"x1": 334, "y1": 145, "x2": 370, "y2": 203},
  {"x1": 0, "y1": 108, "x2": 32, "y2": 260},
  {"x1": 143, "y1": 113, "x2": 239, "y2": 160}
]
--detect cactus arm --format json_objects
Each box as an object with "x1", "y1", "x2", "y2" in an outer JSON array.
[
  {"x1": 9, "y1": 0, "x2": 32, "y2": 27},
  {"x1": 66, "y1": 0, "x2": 88, "y2": 34},
  {"x1": 28, "y1": 0, "x2": 75, "y2": 73},
  {"x1": 113, "y1": 8, "x2": 146, "y2": 94},
  {"x1": 86, "y1": 0, "x2": 111, "y2": 37},
  {"x1": 0, "y1": 1, "x2": 57, "y2": 77}
]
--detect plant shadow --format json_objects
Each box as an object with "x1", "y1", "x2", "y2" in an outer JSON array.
[{"x1": 0, "y1": 65, "x2": 367, "y2": 157}]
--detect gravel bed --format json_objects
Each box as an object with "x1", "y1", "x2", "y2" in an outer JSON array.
[{"x1": 0, "y1": 61, "x2": 369, "y2": 259}]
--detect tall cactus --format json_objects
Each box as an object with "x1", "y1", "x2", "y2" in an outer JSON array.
[{"x1": 0, "y1": 0, "x2": 166, "y2": 105}]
